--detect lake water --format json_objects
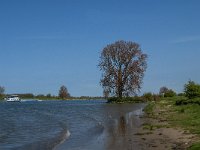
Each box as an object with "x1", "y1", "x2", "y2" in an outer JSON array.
[{"x1": 0, "y1": 100, "x2": 145, "y2": 150}]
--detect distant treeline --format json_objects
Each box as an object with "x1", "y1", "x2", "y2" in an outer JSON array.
[{"x1": 2, "y1": 93, "x2": 104, "y2": 100}]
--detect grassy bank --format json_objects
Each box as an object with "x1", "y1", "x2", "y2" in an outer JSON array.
[{"x1": 144, "y1": 96, "x2": 200, "y2": 149}]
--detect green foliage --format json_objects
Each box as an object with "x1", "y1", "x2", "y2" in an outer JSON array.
[
  {"x1": 0, "y1": 95, "x2": 3, "y2": 100},
  {"x1": 0, "y1": 86, "x2": 5, "y2": 99},
  {"x1": 159, "y1": 86, "x2": 176, "y2": 97},
  {"x1": 18, "y1": 93, "x2": 34, "y2": 99},
  {"x1": 164, "y1": 89, "x2": 176, "y2": 97},
  {"x1": 58, "y1": 85, "x2": 70, "y2": 99},
  {"x1": 176, "y1": 98, "x2": 200, "y2": 105},
  {"x1": 189, "y1": 143, "x2": 200, "y2": 150},
  {"x1": 172, "y1": 104, "x2": 200, "y2": 134},
  {"x1": 46, "y1": 93, "x2": 52, "y2": 98},
  {"x1": 159, "y1": 86, "x2": 169, "y2": 96},
  {"x1": 143, "y1": 92, "x2": 153, "y2": 101},
  {"x1": 144, "y1": 102, "x2": 155, "y2": 114},
  {"x1": 184, "y1": 81, "x2": 200, "y2": 99},
  {"x1": 107, "y1": 96, "x2": 144, "y2": 103},
  {"x1": 143, "y1": 93, "x2": 160, "y2": 101},
  {"x1": 152, "y1": 94, "x2": 160, "y2": 101},
  {"x1": 178, "y1": 93, "x2": 185, "y2": 96}
]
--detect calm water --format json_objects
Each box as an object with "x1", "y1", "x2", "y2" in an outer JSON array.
[{"x1": 0, "y1": 100, "x2": 145, "y2": 150}]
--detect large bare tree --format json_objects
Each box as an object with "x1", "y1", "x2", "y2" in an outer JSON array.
[{"x1": 99, "y1": 40, "x2": 147, "y2": 98}]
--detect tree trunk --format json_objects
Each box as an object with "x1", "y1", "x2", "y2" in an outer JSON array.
[
  {"x1": 118, "y1": 66, "x2": 123, "y2": 99},
  {"x1": 118, "y1": 89, "x2": 122, "y2": 99}
]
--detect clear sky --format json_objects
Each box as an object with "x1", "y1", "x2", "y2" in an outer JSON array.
[{"x1": 1, "y1": 0, "x2": 200, "y2": 96}]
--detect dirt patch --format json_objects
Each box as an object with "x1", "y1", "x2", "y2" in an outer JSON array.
[{"x1": 134, "y1": 125, "x2": 197, "y2": 150}]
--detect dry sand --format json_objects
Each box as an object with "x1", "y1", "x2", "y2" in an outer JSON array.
[{"x1": 133, "y1": 122, "x2": 197, "y2": 150}]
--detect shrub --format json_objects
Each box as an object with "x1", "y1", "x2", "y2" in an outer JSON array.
[
  {"x1": 164, "y1": 89, "x2": 176, "y2": 97},
  {"x1": 107, "y1": 96, "x2": 144, "y2": 103},
  {"x1": 159, "y1": 86, "x2": 176, "y2": 97},
  {"x1": 143, "y1": 92, "x2": 153, "y2": 101},
  {"x1": 153, "y1": 94, "x2": 160, "y2": 101},
  {"x1": 159, "y1": 86, "x2": 169, "y2": 96},
  {"x1": 178, "y1": 93, "x2": 186, "y2": 97},
  {"x1": 175, "y1": 98, "x2": 200, "y2": 106},
  {"x1": 184, "y1": 81, "x2": 200, "y2": 99}
]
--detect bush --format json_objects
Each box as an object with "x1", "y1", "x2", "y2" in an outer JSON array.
[
  {"x1": 178, "y1": 93, "x2": 186, "y2": 96},
  {"x1": 152, "y1": 94, "x2": 160, "y2": 101},
  {"x1": 159, "y1": 86, "x2": 176, "y2": 97},
  {"x1": 175, "y1": 98, "x2": 200, "y2": 106},
  {"x1": 184, "y1": 81, "x2": 200, "y2": 99},
  {"x1": 159, "y1": 86, "x2": 169, "y2": 96},
  {"x1": 164, "y1": 89, "x2": 176, "y2": 97},
  {"x1": 107, "y1": 96, "x2": 144, "y2": 103},
  {"x1": 143, "y1": 92, "x2": 153, "y2": 101}
]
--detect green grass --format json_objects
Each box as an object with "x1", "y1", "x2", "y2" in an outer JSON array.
[
  {"x1": 170, "y1": 104, "x2": 200, "y2": 134},
  {"x1": 142, "y1": 123, "x2": 169, "y2": 131},
  {"x1": 143, "y1": 102, "x2": 155, "y2": 115},
  {"x1": 189, "y1": 143, "x2": 200, "y2": 150},
  {"x1": 144, "y1": 96, "x2": 200, "y2": 148}
]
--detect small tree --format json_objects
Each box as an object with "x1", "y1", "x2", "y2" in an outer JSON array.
[
  {"x1": 159, "y1": 86, "x2": 169, "y2": 96},
  {"x1": 159, "y1": 86, "x2": 176, "y2": 97},
  {"x1": 0, "y1": 86, "x2": 5, "y2": 98},
  {"x1": 184, "y1": 80, "x2": 200, "y2": 99},
  {"x1": 59, "y1": 85, "x2": 70, "y2": 99},
  {"x1": 46, "y1": 93, "x2": 52, "y2": 98},
  {"x1": 99, "y1": 40, "x2": 147, "y2": 98}
]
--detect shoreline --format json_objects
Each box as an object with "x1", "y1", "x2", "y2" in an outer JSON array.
[
  {"x1": 101, "y1": 101, "x2": 199, "y2": 150},
  {"x1": 139, "y1": 98, "x2": 200, "y2": 149},
  {"x1": 94, "y1": 100, "x2": 199, "y2": 150},
  {"x1": 134, "y1": 114, "x2": 197, "y2": 149}
]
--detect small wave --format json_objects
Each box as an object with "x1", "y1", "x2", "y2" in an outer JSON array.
[
  {"x1": 14, "y1": 128, "x2": 71, "y2": 150},
  {"x1": 20, "y1": 99, "x2": 41, "y2": 102},
  {"x1": 88, "y1": 123, "x2": 105, "y2": 136},
  {"x1": 55, "y1": 129, "x2": 71, "y2": 147},
  {"x1": 52, "y1": 121, "x2": 71, "y2": 150}
]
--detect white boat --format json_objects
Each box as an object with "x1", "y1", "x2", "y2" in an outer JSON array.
[{"x1": 5, "y1": 95, "x2": 21, "y2": 102}]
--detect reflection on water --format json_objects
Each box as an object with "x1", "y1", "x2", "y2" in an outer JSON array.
[
  {"x1": 119, "y1": 116, "x2": 126, "y2": 136},
  {"x1": 0, "y1": 100, "x2": 145, "y2": 150},
  {"x1": 105, "y1": 104, "x2": 145, "y2": 150}
]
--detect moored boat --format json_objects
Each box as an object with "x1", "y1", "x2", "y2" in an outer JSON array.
[{"x1": 5, "y1": 95, "x2": 21, "y2": 102}]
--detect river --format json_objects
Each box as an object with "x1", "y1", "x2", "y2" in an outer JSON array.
[{"x1": 0, "y1": 100, "x2": 145, "y2": 150}]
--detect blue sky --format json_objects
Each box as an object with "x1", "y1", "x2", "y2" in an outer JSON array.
[{"x1": 0, "y1": 0, "x2": 200, "y2": 96}]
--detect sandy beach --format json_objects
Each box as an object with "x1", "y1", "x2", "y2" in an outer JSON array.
[{"x1": 131, "y1": 118, "x2": 197, "y2": 150}]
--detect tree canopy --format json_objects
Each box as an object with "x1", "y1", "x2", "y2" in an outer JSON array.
[
  {"x1": 99, "y1": 40, "x2": 147, "y2": 98},
  {"x1": 0, "y1": 86, "x2": 5, "y2": 98},
  {"x1": 184, "y1": 80, "x2": 200, "y2": 99},
  {"x1": 58, "y1": 85, "x2": 70, "y2": 99},
  {"x1": 159, "y1": 86, "x2": 176, "y2": 97}
]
